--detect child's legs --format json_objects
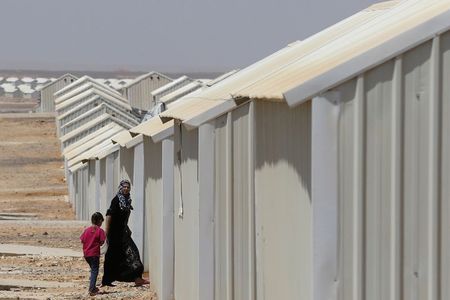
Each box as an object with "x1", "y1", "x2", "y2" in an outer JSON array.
[{"x1": 85, "y1": 256, "x2": 100, "y2": 291}]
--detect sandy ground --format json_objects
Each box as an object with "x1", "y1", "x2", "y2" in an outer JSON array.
[
  {"x1": 0, "y1": 116, "x2": 156, "y2": 299},
  {"x1": 0, "y1": 96, "x2": 38, "y2": 113}
]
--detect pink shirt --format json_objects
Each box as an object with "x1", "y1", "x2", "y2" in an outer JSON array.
[{"x1": 80, "y1": 225, "x2": 106, "y2": 257}]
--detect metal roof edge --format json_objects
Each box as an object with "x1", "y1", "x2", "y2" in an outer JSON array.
[
  {"x1": 69, "y1": 162, "x2": 87, "y2": 173},
  {"x1": 122, "y1": 71, "x2": 172, "y2": 89},
  {"x1": 40, "y1": 73, "x2": 77, "y2": 91},
  {"x1": 284, "y1": 8, "x2": 450, "y2": 107},
  {"x1": 125, "y1": 134, "x2": 143, "y2": 149},
  {"x1": 97, "y1": 144, "x2": 120, "y2": 160},
  {"x1": 151, "y1": 125, "x2": 174, "y2": 143},
  {"x1": 183, "y1": 99, "x2": 237, "y2": 130}
]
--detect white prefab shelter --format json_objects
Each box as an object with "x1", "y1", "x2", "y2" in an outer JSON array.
[
  {"x1": 159, "y1": 1, "x2": 450, "y2": 299},
  {"x1": 59, "y1": 114, "x2": 135, "y2": 150},
  {"x1": 56, "y1": 88, "x2": 135, "y2": 139},
  {"x1": 17, "y1": 84, "x2": 36, "y2": 99},
  {"x1": 69, "y1": 162, "x2": 89, "y2": 220},
  {"x1": 54, "y1": 75, "x2": 121, "y2": 99},
  {"x1": 160, "y1": 81, "x2": 204, "y2": 108},
  {"x1": 59, "y1": 103, "x2": 139, "y2": 136},
  {"x1": 20, "y1": 77, "x2": 34, "y2": 84},
  {"x1": 120, "y1": 72, "x2": 172, "y2": 111},
  {"x1": 1, "y1": 83, "x2": 19, "y2": 98},
  {"x1": 151, "y1": 76, "x2": 194, "y2": 104},
  {"x1": 6, "y1": 77, "x2": 18, "y2": 83},
  {"x1": 55, "y1": 87, "x2": 131, "y2": 116},
  {"x1": 64, "y1": 124, "x2": 124, "y2": 207},
  {"x1": 54, "y1": 81, "x2": 126, "y2": 107},
  {"x1": 36, "y1": 77, "x2": 49, "y2": 84},
  {"x1": 130, "y1": 117, "x2": 175, "y2": 300},
  {"x1": 110, "y1": 130, "x2": 148, "y2": 264},
  {"x1": 40, "y1": 74, "x2": 77, "y2": 112}
]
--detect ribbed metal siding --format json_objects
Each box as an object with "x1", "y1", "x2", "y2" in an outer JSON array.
[
  {"x1": 58, "y1": 97, "x2": 100, "y2": 127},
  {"x1": 213, "y1": 102, "x2": 255, "y2": 300},
  {"x1": 105, "y1": 151, "x2": 119, "y2": 208},
  {"x1": 62, "y1": 119, "x2": 112, "y2": 148},
  {"x1": 214, "y1": 113, "x2": 231, "y2": 300},
  {"x1": 173, "y1": 125, "x2": 199, "y2": 300},
  {"x1": 58, "y1": 94, "x2": 101, "y2": 115},
  {"x1": 40, "y1": 75, "x2": 76, "y2": 112},
  {"x1": 124, "y1": 76, "x2": 172, "y2": 111},
  {"x1": 88, "y1": 161, "x2": 96, "y2": 218},
  {"x1": 144, "y1": 137, "x2": 164, "y2": 296},
  {"x1": 254, "y1": 101, "x2": 312, "y2": 299},
  {"x1": 61, "y1": 106, "x2": 135, "y2": 136},
  {"x1": 334, "y1": 34, "x2": 450, "y2": 299}
]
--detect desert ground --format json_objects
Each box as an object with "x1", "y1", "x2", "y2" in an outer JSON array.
[{"x1": 0, "y1": 113, "x2": 156, "y2": 299}]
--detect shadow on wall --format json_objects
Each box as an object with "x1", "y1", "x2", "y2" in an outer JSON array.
[{"x1": 254, "y1": 100, "x2": 312, "y2": 202}]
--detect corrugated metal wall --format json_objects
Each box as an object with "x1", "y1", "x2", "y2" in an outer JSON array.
[
  {"x1": 213, "y1": 101, "x2": 312, "y2": 299},
  {"x1": 59, "y1": 97, "x2": 101, "y2": 127},
  {"x1": 40, "y1": 75, "x2": 76, "y2": 112},
  {"x1": 123, "y1": 76, "x2": 172, "y2": 111},
  {"x1": 62, "y1": 119, "x2": 112, "y2": 148},
  {"x1": 132, "y1": 142, "x2": 146, "y2": 266},
  {"x1": 333, "y1": 33, "x2": 450, "y2": 299},
  {"x1": 60, "y1": 106, "x2": 136, "y2": 136},
  {"x1": 98, "y1": 158, "x2": 108, "y2": 215},
  {"x1": 144, "y1": 137, "x2": 164, "y2": 297},
  {"x1": 88, "y1": 161, "x2": 97, "y2": 218},
  {"x1": 105, "y1": 151, "x2": 119, "y2": 209},
  {"x1": 254, "y1": 101, "x2": 312, "y2": 299},
  {"x1": 213, "y1": 102, "x2": 255, "y2": 300},
  {"x1": 173, "y1": 125, "x2": 199, "y2": 300},
  {"x1": 58, "y1": 94, "x2": 99, "y2": 115}
]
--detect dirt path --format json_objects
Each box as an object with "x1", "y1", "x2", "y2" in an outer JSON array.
[{"x1": 0, "y1": 116, "x2": 156, "y2": 299}]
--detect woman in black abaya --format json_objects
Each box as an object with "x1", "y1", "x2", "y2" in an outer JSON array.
[{"x1": 101, "y1": 179, "x2": 149, "y2": 287}]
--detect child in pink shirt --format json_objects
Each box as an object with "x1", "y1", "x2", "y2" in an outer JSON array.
[{"x1": 80, "y1": 212, "x2": 106, "y2": 296}]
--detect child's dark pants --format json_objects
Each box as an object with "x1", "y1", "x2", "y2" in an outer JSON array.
[{"x1": 85, "y1": 256, "x2": 100, "y2": 292}]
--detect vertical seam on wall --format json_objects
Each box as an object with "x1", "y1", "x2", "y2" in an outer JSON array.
[{"x1": 248, "y1": 101, "x2": 256, "y2": 300}]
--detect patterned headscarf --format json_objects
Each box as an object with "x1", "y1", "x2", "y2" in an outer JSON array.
[{"x1": 117, "y1": 179, "x2": 133, "y2": 211}]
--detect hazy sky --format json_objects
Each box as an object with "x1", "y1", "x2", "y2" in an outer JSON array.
[{"x1": 0, "y1": 0, "x2": 379, "y2": 73}]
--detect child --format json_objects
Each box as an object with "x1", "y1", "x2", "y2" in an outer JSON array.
[{"x1": 80, "y1": 212, "x2": 106, "y2": 296}]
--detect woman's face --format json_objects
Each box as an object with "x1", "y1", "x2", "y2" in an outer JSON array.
[{"x1": 122, "y1": 184, "x2": 130, "y2": 195}]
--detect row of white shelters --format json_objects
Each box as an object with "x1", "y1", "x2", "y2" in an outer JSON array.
[
  {"x1": 64, "y1": 1, "x2": 450, "y2": 299},
  {"x1": 157, "y1": 1, "x2": 450, "y2": 299},
  {"x1": 120, "y1": 71, "x2": 172, "y2": 112},
  {"x1": 65, "y1": 72, "x2": 211, "y2": 274},
  {"x1": 0, "y1": 83, "x2": 19, "y2": 97},
  {"x1": 40, "y1": 74, "x2": 78, "y2": 112}
]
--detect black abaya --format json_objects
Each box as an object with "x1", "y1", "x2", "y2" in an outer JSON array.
[{"x1": 102, "y1": 196, "x2": 144, "y2": 285}]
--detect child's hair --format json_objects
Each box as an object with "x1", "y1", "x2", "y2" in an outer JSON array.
[{"x1": 91, "y1": 212, "x2": 104, "y2": 225}]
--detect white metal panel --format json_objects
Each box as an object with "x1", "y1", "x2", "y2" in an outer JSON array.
[
  {"x1": 144, "y1": 137, "x2": 163, "y2": 296},
  {"x1": 161, "y1": 137, "x2": 175, "y2": 300},
  {"x1": 131, "y1": 142, "x2": 145, "y2": 265},
  {"x1": 328, "y1": 34, "x2": 450, "y2": 299},
  {"x1": 40, "y1": 74, "x2": 77, "y2": 112},
  {"x1": 213, "y1": 113, "x2": 233, "y2": 300},
  {"x1": 198, "y1": 122, "x2": 214, "y2": 300},
  {"x1": 312, "y1": 93, "x2": 339, "y2": 300},
  {"x1": 440, "y1": 30, "x2": 450, "y2": 300},
  {"x1": 254, "y1": 101, "x2": 311, "y2": 299},
  {"x1": 88, "y1": 161, "x2": 97, "y2": 218},
  {"x1": 98, "y1": 157, "x2": 108, "y2": 215},
  {"x1": 124, "y1": 73, "x2": 172, "y2": 111},
  {"x1": 173, "y1": 125, "x2": 199, "y2": 300},
  {"x1": 231, "y1": 103, "x2": 255, "y2": 300}
]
